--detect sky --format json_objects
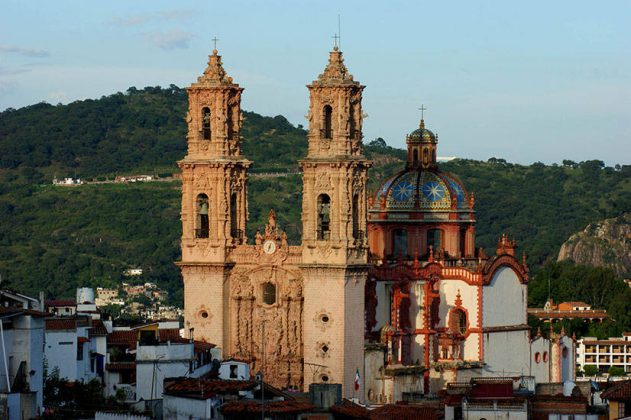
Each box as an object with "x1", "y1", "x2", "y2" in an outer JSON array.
[{"x1": 1, "y1": 0, "x2": 630, "y2": 165}]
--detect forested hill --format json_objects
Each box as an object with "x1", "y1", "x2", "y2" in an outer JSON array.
[
  {"x1": 1, "y1": 86, "x2": 630, "y2": 326},
  {"x1": 0, "y1": 85, "x2": 308, "y2": 178}
]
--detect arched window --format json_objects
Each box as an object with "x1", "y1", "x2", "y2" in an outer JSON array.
[
  {"x1": 413, "y1": 149, "x2": 419, "y2": 165},
  {"x1": 352, "y1": 194, "x2": 360, "y2": 240},
  {"x1": 427, "y1": 229, "x2": 442, "y2": 253},
  {"x1": 323, "y1": 105, "x2": 333, "y2": 139},
  {"x1": 227, "y1": 105, "x2": 234, "y2": 139},
  {"x1": 392, "y1": 229, "x2": 408, "y2": 258},
  {"x1": 422, "y1": 148, "x2": 429, "y2": 165},
  {"x1": 202, "y1": 107, "x2": 211, "y2": 140},
  {"x1": 196, "y1": 194, "x2": 209, "y2": 238},
  {"x1": 230, "y1": 193, "x2": 239, "y2": 239},
  {"x1": 317, "y1": 194, "x2": 331, "y2": 240},
  {"x1": 262, "y1": 282, "x2": 276, "y2": 305},
  {"x1": 449, "y1": 309, "x2": 467, "y2": 335}
]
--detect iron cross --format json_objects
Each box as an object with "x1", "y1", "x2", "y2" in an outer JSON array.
[
  {"x1": 332, "y1": 33, "x2": 340, "y2": 48},
  {"x1": 418, "y1": 105, "x2": 427, "y2": 120},
  {"x1": 212, "y1": 37, "x2": 220, "y2": 50}
]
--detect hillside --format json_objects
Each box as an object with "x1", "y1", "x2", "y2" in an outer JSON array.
[
  {"x1": 1, "y1": 86, "x2": 630, "y2": 317},
  {"x1": 557, "y1": 213, "x2": 631, "y2": 278}
]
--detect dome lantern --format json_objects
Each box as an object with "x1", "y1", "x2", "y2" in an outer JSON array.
[{"x1": 406, "y1": 107, "x2": 437, "y2": 170}]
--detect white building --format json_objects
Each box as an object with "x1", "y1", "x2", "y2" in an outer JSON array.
[
  {"x1": 0, "y1": 303, "x2": 46, "y2": 418},
  {"x1": 44, "y1": 316, "x2": 106, "y2": 383},
  {"x1": 530, "y1": 330, "x2": 576, "y2": 384},
  {"x1": 576, "y1": 333, "x2": 631, "y2": 375}
]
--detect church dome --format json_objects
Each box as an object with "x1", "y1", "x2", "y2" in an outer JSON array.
[
  {"x1": 373, "y1": 168, "x2": 470, "y2": 212},
  {"x1": 408, "y1": 125, "x2": 436, "y2": 144}
]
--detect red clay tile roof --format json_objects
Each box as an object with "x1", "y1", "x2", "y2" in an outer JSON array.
[
  {"x1": 89, "y1": 319, "x2": 108, "y2": 337},
  {"x1": 164, "y1": 378, "x2": 257, "y2": 399},
  {"x1": 601, "y1": 380, "x2": 631, "y2": 400},
  {"x1": 45, "y1": 299, "x2": 76, "y2": 307},
  {"x1": 108, "y1": 330, "x2": 138, "y2": 346},
  {"x1": 369, "y1": 404, "x2": 441, "y2": 420},
  {"x1": 219, "y1": 400, "x2": 315, "y2": 415},
  {"x1": 106, "y1": 362, "x2": 136, "y2": 372},
  {"x1": 78, "y1": 337, "x2": 90, "y2": 343},
  {"x1": 46, "y1": 318, "x2": 76, "y2": 331},
  {"x1": 0, "y1": 306, "x2": 48, "y2": 317},
  {"x1": 330, "y1": 399, "x2": 370, "y2": 419}
]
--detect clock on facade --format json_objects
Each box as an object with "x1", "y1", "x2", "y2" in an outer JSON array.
[{"x1": 263, "y1": 240, "x2": 277, "y2": 254}]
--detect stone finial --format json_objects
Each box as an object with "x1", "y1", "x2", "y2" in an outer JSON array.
[
  {"x1": 469, "y1": 191, "x2": 475, "y2": 208},
  {"x1": 197, "y1": 49, "x2": 234, "y2": 85},
  {"x1": 455, "y1": 290, "x2": 463, "y2": 307},
  {"x1": 428, "y1": 245, "x2": 434, "y2": 263},
  {"x1": 314, "y1": 48, "x2": 356, "y2": 85},
  {"x1": 496, "y1": 233, "x2": 516, "y2": 256}
]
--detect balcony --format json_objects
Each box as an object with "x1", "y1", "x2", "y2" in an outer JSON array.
[
  {"x1": 585, "y1": 346, "x2": 596, "y2": 353},
  {"x1": 195, "y1": 228, "x2": 209, "y2": 239}
]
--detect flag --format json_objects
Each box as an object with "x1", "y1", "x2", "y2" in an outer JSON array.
[{"x1": 354, "y1": 368, "x2": 361, "y2": 391}]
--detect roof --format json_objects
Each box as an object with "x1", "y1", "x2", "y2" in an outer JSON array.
[
  {"x1": 107, "y1": 328, "x2": 183, "y2": 348},
  {"x1": 371, "y1": 168, "x2": 470, "y2": 213},
  {"x1": 330, "y1": 399, "x2": 370, "y2": 419},
  {"x1": 45, "y1": 299, "x2": 76, "y2": 307},
  {"x1": 601, "y1": 380, "x2": 631, "y2": 400},
  {"x1": 105, "y1": 362, "x2": 136, "y2": 372},
  {"x1": 0, "y1": 306, "x2": 48, "y2": 318},
  {"x1": 45, "y1": 318, "x2": 76, "y2": 331},
  {"x1": 164, "y1": 378, "x2": 257, "y2": 400},
  {"x1": 89, "y1": 319, "x2": 108, "y2": 337},
  {"x1": 78, "y1": 336, "x2": 90, "y2": 344},
  {"x1": 219, "y1": 400, "x2": 315, "y2": 415},
  {"x1": 369, "y1": 403, "x2": 441, "y2": 420}
]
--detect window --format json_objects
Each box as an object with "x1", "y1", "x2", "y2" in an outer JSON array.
[
  {"x1": 77, "y1": 342, "x2": 84, "y2": 361},
  {"x1": 392, "y1": 229, "x2": 408, "y2": 258},
  {"x1": 543, "y1": 351, "x2": 548, "y2": 362},
  {"x1": 413, "y1": 149, "x2": 418, "y2": 165},
  {"x1": 317, "y1": 194, "x2": 331, "y2": 240},
  {"x1": 349, "y1": 103, "x2": 356, "y2": 136},
  {"x1": 202, "y1": 107, "x2": 211, "y2": 140},
  {"x1": 449, "y1": 309, "x2": 467, "y2": 335},
  {"x1": 459, "y1": 228, "x2": 467, "y2": 258},
  {"x1": 535, "y1": 352, "x2": 541, "y2": 363},
  {"x1": 230, "y1": 193, "x2": 239, "y2": 239},
  {"x1": 196, "y1": 194, "x2": 209, "y2": 238},
  {"x1": 323, "y1": 105, "x2": 333, "y2": 139},
  {"x1": 427, "y1": 229, "x2": 442, "y2": 253},
  {"x1": 262, "y1": 282, "x2": 276, "y2": 305},
  {"x1": 230, "y1": 364, "x2": 238, "y2": 379}
]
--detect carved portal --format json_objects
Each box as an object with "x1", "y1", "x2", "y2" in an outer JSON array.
[{"x1": 229, "y1": 263, "x2": 304, "y2": 390}]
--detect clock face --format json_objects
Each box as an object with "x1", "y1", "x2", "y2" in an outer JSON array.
[{"x1": 263, "y1": 240, "x2": 276, "y2": 254}]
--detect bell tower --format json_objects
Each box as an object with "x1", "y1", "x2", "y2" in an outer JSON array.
[
  {"x1": 300, "y1": 46, "x2": 370, "y2": 398},
  {"x1": 178, "y1": 48, "x2": 250, "y2": 349}
]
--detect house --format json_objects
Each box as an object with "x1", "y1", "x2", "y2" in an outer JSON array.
[
  {"x1": 601, "y1": 380, "x2": 631, "y2": 419},
  {"x1": 45, "y1": 299, "x2": 77, "y2": 316},
  {"x1": 0, "y1": 302, "x2": 47, "y2": 419},
  {"x1": 530, "y1": 329, "x2": 576, "y2": 383},
  {"x1": 44, "y1": 316, "x2": 106, "y2": 383},
  {"x1": 104, "y1": 323, "x2": 217, "y2": 408},
  {"x1": 528, "y1": 299, "x2": 607, "y2": 323}
]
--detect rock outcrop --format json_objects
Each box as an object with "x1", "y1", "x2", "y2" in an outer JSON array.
[{"x1": 557, "y1": 213, "x2": 631, "y2": 278}]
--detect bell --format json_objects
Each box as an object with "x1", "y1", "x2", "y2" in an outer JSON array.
[{"x1": 199, "y1": 202, "x2": 209, "y2": 215}]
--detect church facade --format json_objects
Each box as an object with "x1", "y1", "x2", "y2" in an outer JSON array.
[{"x1": 177, "y1": 46, "x2": 544, "y2": 401}]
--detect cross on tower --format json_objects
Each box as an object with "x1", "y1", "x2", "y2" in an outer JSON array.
[
  {"x1": 418, "y1": 104, "x2": 427, "y2": 120},
  {"x1": 332, "y1": 33, "x2": 340, "y2": 48},
  {"x1": 212, "y1": 37, "x2": 220, "y2": 51}
]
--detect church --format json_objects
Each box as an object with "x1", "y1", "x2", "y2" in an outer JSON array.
[{"x1": 176, "y1": 45, "x2": 570, "y2": 402}]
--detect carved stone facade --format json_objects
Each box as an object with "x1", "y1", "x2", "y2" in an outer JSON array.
[{"x1": 178, "y1": 47, "x2": 369, "y2": 395}]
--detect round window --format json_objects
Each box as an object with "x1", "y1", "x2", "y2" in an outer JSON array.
[
  {"x1": 200, "y1": 311, "x2": 209, "y2": 319},
  {"x1": 321, "y1": 315, "x2": 329, "y2": 323},
  {"x1": 535, "y1": 352, "x2": 541, "y2": 363},
  {"x1": 321, "y1": 375, "x2": 329, "y2": 382},
  {"x1": 543, "y1": 351, "x2": 548, "y2": 362}
]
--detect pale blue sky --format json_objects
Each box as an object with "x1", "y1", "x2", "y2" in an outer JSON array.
[{"x1": 1, "y1": 0, "x2": 630, "y2": 164}]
